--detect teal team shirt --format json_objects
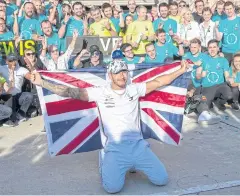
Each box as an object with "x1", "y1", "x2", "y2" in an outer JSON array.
[
  {"x1": 153, "y1": 18, "x2": 177, "y2": 44},
  {"x1": 212, "y1": 12, "x2": 227, "y2": 22},
  {"x1": 123, "y1": 12, "x2": 138, "y2": 21},
  {"x1": 144, "y1": 53, "x2": 166, "y2": 64},
  {"x1": 228, "y1": 67, "x2": 240, "y2": 83},
  {"x1": 18, "y1": 17, "x2": 42, "y2": 39},
  {"x1": 154, "y1": 42, "x2": 179, "y2": 62},
  {"x1": 202, "y1": 56, "x2": 229, "y2": 87},
  {"x1": 6, "y1": 16, "x2": 14, "y2": 31},
  {"x1": 110, "y1": 17, "x2": 120, "y2": 34},
  {"x1": 6, "y1": 3, "x2": 18, "y2": 16},
  {"x1": 65, "y1": 17, "x2": 84, "y2": 36},
  {"x1": 183, "y1": 52, "x2": 209, "y2": 88},
  {"x1": 123, "y1": 56, "x2": 140, "y2": 64},
  {"x1": 218, "y1": 17, "x2": 240, "y2": 53},
  {"x1": 47, "y1": 32, "x2": 64, "y2": 53},
  {"x1": 0, "y1": 31, "x2": 14, "y2": 40}
]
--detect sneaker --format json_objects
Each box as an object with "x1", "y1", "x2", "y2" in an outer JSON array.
[
  {"x1": 231, "y1": 102, "x2": 239, "y2": 111},
  {"x1": 16, "y1": 113, "x2": 27, "y2": 123},
  {"x1": 198, "y1": 111, "x2": 221, "y2": 125},
  {"x1": 3, "y1": 120, "x2": 17, "y2": 127}
]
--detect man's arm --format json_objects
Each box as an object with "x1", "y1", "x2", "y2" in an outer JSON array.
[
  {"x1": 146, "y1": 60, "x2": 189, "y2": 94},
  {"x1": 31, "y1": 72, "x2": 89, "y2": 101}
]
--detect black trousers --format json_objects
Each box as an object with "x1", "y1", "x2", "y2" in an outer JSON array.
[
  {"x1": 196, "y1": 83, "x2": 233, "y2": 114},
  {"x1": 230, "y1": 86, "x2": 240, "y2": 103}
]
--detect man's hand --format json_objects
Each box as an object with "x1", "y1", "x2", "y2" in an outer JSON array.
[
  {"x1": 141, "y1": 34, "x2": 148, "y2": 41},
  {"x1": 104, "y1": 20, "x2": 111, "y2": 31},
  {"x1": 158, "y1": 23, "x2": 164, "y2": 30},
  {"x1": 64, "y1": 14, "x2": 70, "y2": 23},
  {"x1": 78, "y1": 49, "x2": 89, "y2": 57},
  {"x1": 194, "y1": 60, "x2": 202, "y2": 66},
  {"x1": 72, "y1": 29, "x2": 79, "y2": 41},
  {"x1": 31, "y1": 72, "x2": 42, "y2": 86},
  {"x1": 42, "y1": 37, "x2": 47, "y2": 50},
  {"x1": 132, "y1": 42, "x2": 139, "y2": 48},
  {"x1": 181, "y1": 60, "x2": 190, "y2": 72}
]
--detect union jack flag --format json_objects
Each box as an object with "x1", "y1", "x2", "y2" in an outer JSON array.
[{"x1": 37, "y1": 61, "x2": 191, "y2": 157}]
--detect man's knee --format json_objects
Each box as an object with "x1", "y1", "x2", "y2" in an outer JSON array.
[
  {"x1": 102, "y1": 180, "x2": 124, "y2": 194},
  {"x1": 150, "y1": 168, "x2": 169, "y2": 186}
]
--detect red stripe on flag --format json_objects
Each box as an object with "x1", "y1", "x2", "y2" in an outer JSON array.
[
  {"x1": 56, "y1": 118, "x2": 99, "y2": 155},
  {"x1": 142, "y1": 108, "x2": 180, "y2": 144},
  {"x1": 133, "y1": 62, "x2": 180, "y2": 83},
  {"x1": 46, "y1": 99, "x2": 97, "y2": 116},
  {"x1": 41, "y1": 72, "x2": 93, "y2": 88},
  {"x1": 140, "y1": 91, "x2": 186, "y2": 108}
]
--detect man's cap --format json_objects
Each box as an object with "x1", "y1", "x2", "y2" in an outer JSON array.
[
  {"x1": 89, "y1": 45, "x2": 100, "y2": 55},
  {"x1": 112, "y1": 50, "x2": 123, "y2": 59},
  {"x1": 107, "y1": 60, "x2": 128, "y2": 74},
  {"x1": 6, "y1": 53, "x2": 18, "y2": 61}
]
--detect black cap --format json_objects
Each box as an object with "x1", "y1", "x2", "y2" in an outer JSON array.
[
  {"x1": 6, "y1": 53, "x2": 18, "y2": 61},
  {"x1": 89, "y1": 45, "x2": 100, "y2": 55}
]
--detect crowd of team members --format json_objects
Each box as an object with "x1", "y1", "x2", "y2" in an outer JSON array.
[{"x1": 0, "y1": 0, "x2": 240, "y2": 127}]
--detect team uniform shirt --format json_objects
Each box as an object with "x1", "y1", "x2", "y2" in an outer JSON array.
[
  {"x1": 110, "y1": 17, "x2": 120, "y2": 34},
  {"x1": 6, "y1": 3, "x2": 18, "y2": 16},
  {"x1": 177, "y1": 21, "x2": 201, "y2": 41},
  {"x1": 65, "y1": 17, "x2": 84, "y2": 37},
  {"x1": 183, "y1": 52, "x2": 209, "y2": 88},
  {"x1": 36, "y1": 14, "x2": 48, "y2": 24},
  {"x1": 154, "y1": 42, "x2": 179, "y2": 62},
  {"x1": 47, "y1": 32, "x2": 65, "y2": 53},
  {"x1": 199, "y1": 20, "x2": 216, "y2": 48},
  {"x1": 218, "y1": 17, "x2": 240, "y2": 53},
  {"x1": 18, "y1": 17, "x2": 42, "y2": 39},
  {"x1": 89, "y1": 18, "x2": 116, "y2": 37},
  {"x1": 6, "y1": 16, "x2": 14, "y2": 32},
  {"x1": 201, "y1": 56, "x2": 229, "y2": 88},
  {"x1": 126, "y1": 20, "x2": 155, "y2": 55},
  {"x1": 0, "y1": 65, "x2": 29, "y2": 95},
  {"x1": 212, "y1": 12, "x2": 227, "y2": 23},
  {"x1": 123, "y1": 12, "x2": 138, "y2": 21},
  {"x1": 169, "y1": 15, "x2": 180, "y2": 24},
  {"x1": 228, "y1": 67, "x2": 240, "y2": 83},
  {"x1": 86, "y1": 83, "x2": 146, "y2": 143},
  {"x1": 0, "y1": 31, "x2": 14, "y2": 41},
  {"x1": 153, "y1": 18, "x2": 177, "y2": 44},
  {"x1": 144, "y1": 53, "x2": 165, "y2": 64},
  {"x1": 123, "y1": 56, "x2": 140, "y2": 64}
]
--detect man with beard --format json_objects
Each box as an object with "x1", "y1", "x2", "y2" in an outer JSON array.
[
  {"x1": 58, "y1": 2, "x2": 88, "y2": 38},
  {"x1": 13, "y1": 2, "x2": 42, "y2": 40},
  {"x1": 41, "y1": 20, "x2": 64, "y2": 53},
  {"x1": 31, "y1": 59, "x2": 190, "y2": 194},
  {"x1": 153, "y1": 3, "x2": 177, "y2": 45}
]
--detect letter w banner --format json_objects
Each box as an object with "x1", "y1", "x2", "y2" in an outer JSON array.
[{"x1": 37, "y1": 61, "x2": 192, "y2": 157}]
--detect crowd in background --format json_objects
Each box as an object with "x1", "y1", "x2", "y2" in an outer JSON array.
[{"x1": 0, "y1": 0, "x2": 240, "y2": 127}]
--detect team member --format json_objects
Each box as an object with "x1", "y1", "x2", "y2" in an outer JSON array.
[
  {"x1": 154, "y1": 29, "x2": 184, "y2": 63},
  {"x1": 126, "y1": 6, "x2": 155, "y2": 56},
  {"x1": 89, "y1": 6, "x2": 117, "y2": 37},
  {"x1": 196, "y1": 39, "x2": 232, "y2": 124},
  {"x1": 192, "y1": 0, "x2": 204, "y2": 24},
  {"x1": 31, "y1": 58, "x2": 190, "y2": 194},
  {"x1": 153, "y1": 3, "x2": 177, "y2": 44},
  {"x1": 120, "y1": 43, "x2": 144, "y2": 64},
  {"x1": 225, "y1": 53, "x2": 240, "y2": 110},
  {"x1": 216, "y1": 1, "x2": 240, "y2": 62}
]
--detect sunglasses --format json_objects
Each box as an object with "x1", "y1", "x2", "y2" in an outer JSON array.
[
  {"x1": 92, "y1": 51, "x2": 100, "y2": 56},
  {"x1": 26, "y1": 52, "x2": 36, "y2": 56}
]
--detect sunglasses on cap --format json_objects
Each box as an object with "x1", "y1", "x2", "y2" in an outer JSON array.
[
  {"x1": 26, "y1": 52, "x2": 36, "y2": 56},
  {"x1": 92, "y1": 51, "x2": 100, "y2": 56}
]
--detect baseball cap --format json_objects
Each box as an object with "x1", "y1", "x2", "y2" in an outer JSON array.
[
  {"x1": 112, "y1": 50, "x2": 123, "y2": 60},
  {"x1": 89, "y1": 45, "x2": 100, "y2": 55},
  {"x1": 6, "y1": 53, "x2": 18, "y2": 61},
  {"x1": 107, "y1": 60, "x2": 128, "y2": 74}
]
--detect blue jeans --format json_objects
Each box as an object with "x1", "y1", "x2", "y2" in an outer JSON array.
[{"x1": 99, "y1": 139, "x2": 168, "y2": 193}]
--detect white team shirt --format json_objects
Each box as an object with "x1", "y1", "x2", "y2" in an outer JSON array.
[{"x1": 87, "y1": 83, "x2": 147, "y2": 143}]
